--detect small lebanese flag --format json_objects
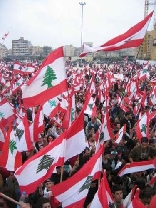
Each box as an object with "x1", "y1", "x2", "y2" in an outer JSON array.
[
  {"x1": 118, "y1": 159, "x2": 156, "y2": 177},
  {"x1": 90, "y1": 172, "x2": 114, "y2": 208},
  {"x1": 52, "y1": 146, "x2": 103, "y2": 208},
  {"x1": 15, "y1": 132, "x2": 66, "y2": 194},
  {"x1": 0, "y1": 123, "x2": 5, "y2": 150},
  {"x1": 14, "y1": 115, "x2": 33, "y2": 152},
  {"x1": 64, "y1": 111, "x2": 87, "y2": 161},
  {"x1": 136, "y1": 112, "x2": 149, "y2": 141},
  {"x1": 127, "y1": 189, "x2": 146, "y2": 208},
  {"x1": 0, "y1": 127, "x2": 22, "y2": 171},
  {"x1": 115, "y1": 125, "x2": 126, "y2": 144},
  {"x1": 22, "y1": 47, "x2": 68, "y2": 107}
]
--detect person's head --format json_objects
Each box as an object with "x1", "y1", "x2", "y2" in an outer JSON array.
[
  {"x1": 149, "y1": 138, "x2": 155, "y2": 147},
  {"x1": 47, "y1": 135, "x2": 55, "y2": 143},
  {"x1": 37, "y1": 197, "x2": 51, "y2": 208},
  {"x1": 0, "y1": 187, "x2": 17, "y2": 208},
  {"x1": 103, "y1": 149, "x2": 111, "y2": 159},
  {"x1": 112, "y1": 185, "x2": 123, "y2": 203},
  {"x1": 140, "y1": 185, "x2": 155, "y2": 206},
  {"x1": 44, "y1": 178, "x2": 54, "y2": 191},
  {"x1": 141, "y1": 137, "x2": 149, "y2": 149},
  {"x1": 125, "y1": 111, "x2": 132, "y2": 120}
]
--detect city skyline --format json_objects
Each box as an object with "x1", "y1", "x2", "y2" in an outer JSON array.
[{"x1": 0, "y1": 0, "x2": 154, "y2": 49}]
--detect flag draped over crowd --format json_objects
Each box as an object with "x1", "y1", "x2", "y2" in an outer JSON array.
[{"x1": 0, "y1": 12, "x2": 156, "y2": 208}]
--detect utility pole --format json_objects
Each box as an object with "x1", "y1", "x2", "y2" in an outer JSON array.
[{"x1": 79, "y1": 2, "x2": 86, "y2": 54}]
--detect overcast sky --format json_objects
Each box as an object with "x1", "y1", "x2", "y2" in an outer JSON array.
[{"x1": 0, "y1": 0, "x2": 154, "y2": 49}]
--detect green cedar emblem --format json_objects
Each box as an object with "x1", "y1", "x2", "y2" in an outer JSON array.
[
  {"x1": 151, "y1": 94, "x2": 154, "y2": 99},
  {"x1": 71, "y1": 108, "x2": 75, "y2": 122},
  {"x1": 88, "y1": 103, "x2": 93, "y2": 110},
  {"x1": 99, "y1": 132, "x2": 104, "y2": 142},
  {"x1": 0, "y1": 112, "x2": 4, "y2": 118},
  {"x1": 15, "y1": 128, "x2": 24, "y2": 141},
  {"x1": 48, "y1": 100, "x2": 57, "y2": 107},
  {"x1": 79, "y1": 176, "x2": 93, "y2": 193},
  {"x1": 10, "y1": 140, "x2": 17, "y2": 154},
  {"x1": 141, "y1": 124, "x2": 146, "y2": 134},
  {"x1": 36, "y1": 155, "x2": 54, "y2": 173},
  {"x1": 41, "y1": 66, "x2": 57, "y2": 89},
  {"x1": 142, "y1": 69, "x2": 147, "y2": 73}
]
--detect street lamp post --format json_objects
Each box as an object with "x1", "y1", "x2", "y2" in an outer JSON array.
[{"x1": 79, "y1": 2, "x2": 86, "y2": 54}]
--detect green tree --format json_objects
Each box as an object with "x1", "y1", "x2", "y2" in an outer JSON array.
[
  {"x1": 15, "y1": 128, "x2": 24, "y2": 141},
  {"x1": 36, "y1": 155, "x2": 54, "y2": 173},
  {"x1": 48, "y1": 100, "x2": 57, "y2": 107},
  {"x1": 79, "y1": 176, "x2": 93, "y2": 193},
  {"x1": 10, "y1": 140, "x2": 17, "y2": 154},
  {"x1": 141, "y1": 124, "x2": 146, "y2": 134},
  {"x1": 41, "y1": 66, "x2": 57, "y2": 89}
]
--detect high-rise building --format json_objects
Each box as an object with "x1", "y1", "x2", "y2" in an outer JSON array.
[
  {"x1": 42, "y1": 46, "x2": 52, "y2": 57},
  {"x1": 83, "y1": 42, "x2": 93, "y2": 47},
  {"x1": 12, "y1": 37, "x2": 31, "y2": 56},
  {"x1": 0, "y1": 44, "x2": 8, "y2": 58}
]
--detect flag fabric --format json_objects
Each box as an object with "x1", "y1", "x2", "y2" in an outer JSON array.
[
  {"x1": 15, "y1": 133, "x2": 66, "y2": 194},
  {"x1": 123, "y1": 186, "x2": 136, "y2": 208},
  {"x1": 136, "y1": 112, "x2": 149, "y2": 141},
  {"x1": 64, "y1": 111, "x2": 87, "y2": 161},
  {"x1": 127, "y1": 189, "x2": 146, "y2": 208},
  {"x1": 0, "y1": 99, "x2": 16, "y2": 127},
  {"x1": 22, "y1": 47, "x2": 68, "y2": 107},
  {"x1": 115, "y1": 125, "x2": 126, "y2": 144},
  {"x1": 118, "y1": 159, "x2": 156, "y2": 177},
  {"x1": 0, "y1": 127, "x2": 22, "y2": 171},
  {"x1": 14, "y1": 115, "x2": 33, "y2": 152},
  {"x1": 80, "y1": 11, "x2": 153, "y2": 57},
  {"x1": 2, "y1": 32, "x2": 9, "y2": 40},
  {"x1": 52, "y1": 146, "x2": 103, "y2": 208},
  {"x1": 0, "y1": 124, "x2": 5, "y2": 150},
  {"x1": 90, "y1": 172, "x2": 114, "y2": 208}
]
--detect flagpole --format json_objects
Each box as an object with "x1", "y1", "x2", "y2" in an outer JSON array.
[
  {"x1": 79, "y1": 2, "x2": 86, "y2": 64},
  {"x1": 0, "y1": 192, "x2": 21, "y2": 206}
]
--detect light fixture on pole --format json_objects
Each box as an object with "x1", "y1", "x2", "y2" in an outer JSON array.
[{"x1": 79, "y1": 2, "x2": 86, "y2": 53}]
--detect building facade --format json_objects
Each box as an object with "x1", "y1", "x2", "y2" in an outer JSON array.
[
  {"x1": 64, "y1": 45, "x2": 75, "y2": 57},
  {"x1": 42, "y1": 46, "x2": 52, "y2": 57},
  {"x1": 137, "y1": 25, "x2": 156, "y2": 60},
  {"x1": 12, "y1": 37, "x2": 31, "y2": 56},
  {"x1": 0, "y1": 44, "x2": 8, "y2": 58}
]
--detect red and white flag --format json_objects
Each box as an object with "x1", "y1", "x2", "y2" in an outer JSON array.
[
  {"x1": 52, "y1": 146, "x2": 103, "y2": 208},
  {"x1": 127, "y1": 189, "x2": 146, "y2": 208},
  {"x1": 0, "y1": 127, "x2": 22, "y2": 171},
  {"x1": 80, "y1": 11, "x2": 153, "y2": 57},
  {"x1": 90, "y1": 172, "x2": 114, "y2": 208},
  {"x1": 15, "y1": 133, "x2": 66, "y2": 194},
  {"x1": 136, "y1": 112, "x2": 149, "y2": 141},
  {"x1": 64, "y1": 111, "x2": 87, "y2": 161},
  {"x1": 2, "y1": 32, "x2": 9, "y2": 40},
  {"x1": 115, "y1": 125, "x2": 126, "y2": 144},
  {"x1": 22, "y1": 47, "x2": 68, "y2": 107},
  {"x1": 118, "y1": 159, "x2": 156, "y2": 177}
]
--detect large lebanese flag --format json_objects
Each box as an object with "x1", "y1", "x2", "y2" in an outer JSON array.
[
  {"x1": 118, "y1": 159, "x2": 156, "y2": 177},
  {"x1": 64, "y1": 111, "x2": 87, "y2": 161},
  {"x1": 90, "y1": 172, "x2": 114, "y2": 208},
  {"x1": 80, "y1": 11, "x2": 153, "y2": 57},
  {"x1": 52, "y1": 146, "x2": 103, "y2": 208},
  {"x1": 15, "y1": 132, "x2": 66, "y2": 194},
  {"x1": 22, "y1": 47, "x2": 68, "y2": 107}
]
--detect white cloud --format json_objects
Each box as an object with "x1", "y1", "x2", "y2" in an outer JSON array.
[{"x1": 0, "y1": 0, "x2": 154, "y2": 49}]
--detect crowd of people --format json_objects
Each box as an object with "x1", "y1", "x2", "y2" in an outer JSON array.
[{"x1": 0, "y1": 59, "x2": 156, "y2": 208}]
